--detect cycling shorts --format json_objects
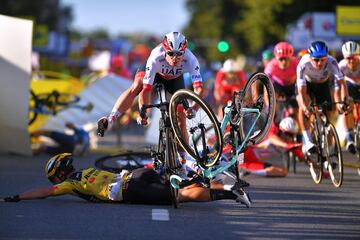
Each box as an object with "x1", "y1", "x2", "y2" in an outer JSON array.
[
  {"x1": 122, "y1": 168, "x2": 171, "y2": 205},
  {"x1": 346, "y1": 81, "x2": 360, "y2": 101}
]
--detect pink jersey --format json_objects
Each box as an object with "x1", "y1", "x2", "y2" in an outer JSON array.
[{"x1": 265, "y1": 56, "x2": 299, "y2": 86}]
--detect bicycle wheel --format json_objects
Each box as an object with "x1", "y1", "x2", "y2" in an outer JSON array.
[
  {"x1": 309, "y1": 119, "x2": 323, "y2": 184},
  {"x1": 237, "y1": 72, "x2": 275, "y2": 145},
  {"x1": 94, "y1": 151, "x2": 152, "y2": 173},
  {"x1": 325, "y1": 123, "x2": 343, "y2": 188},
  {"x1": 169, "y1": 89, "x2": 223, "y2": 168},
  {"x1": 28, "y1": 90, "x2": 39, "y2": 125},
  {"x1": 164, "y1": 128, "x2": 179, "y2": 208}
]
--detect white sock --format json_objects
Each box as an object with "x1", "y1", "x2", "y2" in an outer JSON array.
[
  {"x1": 302, "y1": 130, "x2": 311, "y2": 144},
  {"x1": 251, "y1": 169, "x2": 267, "y2": 176},
  {"x1": 223, "y1": 184, "x2": 233, "y2": 191}
]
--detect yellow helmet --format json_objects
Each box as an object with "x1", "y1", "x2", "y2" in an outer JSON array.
[{"x1": 45, "y1": 153, "x2": 74, "y2": 183}]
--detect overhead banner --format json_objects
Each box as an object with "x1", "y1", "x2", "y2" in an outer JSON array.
[
  {"x1": 336, "y1": 6, "x2": 360, "y2": 35},
  {"x1": 0, "y1": 15, "x2": 33, "y2": 155}
]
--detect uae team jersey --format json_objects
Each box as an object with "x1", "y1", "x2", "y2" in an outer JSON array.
[
  {"x1": 142, "y1": 45, "x2": 203, "y2": 90},
  {"x1": 296, "y1": 54, "x2": 344, "y2": 88}
]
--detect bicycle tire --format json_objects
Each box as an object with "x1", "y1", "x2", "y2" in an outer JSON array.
[
  {"x1": 326, "y1": 123, "x2": 343, "y2": 188},
  {"x1": 28, "y1": 90, "x2": 39, "y2": 125},
  {"x1": 309, "y1": 117, "x2": 323, "y2": 184},
  {"x1": 237, "y1": 72, "x2": 275, "y2": 145},
  {"x1": 165, "y1": 128, "x2": 179, "y2": 208},
  {"x1": 169, "y1": 89, "x2": 223, "y2": 168},
  {"x1": 94, "y1": 151, "x2": 152, "y2": 173}
]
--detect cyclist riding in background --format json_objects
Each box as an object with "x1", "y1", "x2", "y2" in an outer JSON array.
[
  {"x1": 214, "y1": 59, "x2": 247, "y2": 118},
  {"x1": 0, "y1": 153, "x2": 250, "y2": 206},
  {"x1": 135, "y1": 31, "x2": 203, "y2": 178},
  {"x1": 264, "y1": 41, "x2": 299, "y2": 123},
  {"x1": 255, "y1": 49, "x2": 274, "y2": 73},
  {"x1": 338, "y1": 41, "x2": 360, "y2": 154},
  {"x1": 296, "y1": 41, "x2": 351, "y2": 154}
]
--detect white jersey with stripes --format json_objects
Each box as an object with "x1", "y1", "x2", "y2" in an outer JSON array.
[{"x1": 142, "y1": 45, "x2": 203, "y2": 90}]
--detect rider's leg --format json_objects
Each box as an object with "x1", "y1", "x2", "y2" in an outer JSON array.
[{"x1": 297, "y1": 95, "x2": 314, "y2": 153}]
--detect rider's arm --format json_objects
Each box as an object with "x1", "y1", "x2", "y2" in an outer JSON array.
[{"x1": 2, "y1": 186, "x2": 55, "y2": 202}]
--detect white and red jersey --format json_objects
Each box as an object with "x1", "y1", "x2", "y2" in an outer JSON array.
[
  {"x1": 296, "y1": 54, "x2": 344, "y2": 88},
  {"x1": 264, "y1": 56, "x2": 299, "y2": 86},
  {"x1": 338, "y1": 56, "x2": 360, "y2": 85},
  {"x1": 142, "y1": 45, "x2": 203, "y2": 90}
]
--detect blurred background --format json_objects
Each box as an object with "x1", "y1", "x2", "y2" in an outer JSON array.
[{"x1": 0, "y1": 0, "x2": 360, "y2": 155}]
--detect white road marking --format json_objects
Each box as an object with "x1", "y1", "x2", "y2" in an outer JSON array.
[{"x1": 151, "y1": 209, "x2": 169, "y2": 221}]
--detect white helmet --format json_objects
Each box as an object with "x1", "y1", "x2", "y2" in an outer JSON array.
[
  {"x1": 342, "y1": 41, "x2": 360, "y2": 58},
  {"x1": 279, "y1": 117, "x2": 298, "y2": 134},
  {"x1": 162, "y1": 32, "x2": 188, "y2": 52},
  {"x1": 222, "y1": 59, "x2": 237, "y2": 72}
]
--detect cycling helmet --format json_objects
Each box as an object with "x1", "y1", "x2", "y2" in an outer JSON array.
[
  {"x1": 222, "y1": 59, "x2": 237, "y2": 72},
  {"x1": 262, "y1": 49, "x2": 274, "y2": 61},
  {"x1": 342, "y1": 41, "x2": 360, "y2": 58},
  {"x1": 274, "y1": 42, "x2": 294, "y2": 58},
  {"x1": 308, "y1": 41, "x2": 328, "y2": 58},
  {"x1": 279, "y1": 117, "x2": 299, "y2": 134},
  {"x1": 162, "y1": 31, "x2": 188, "y2": 52},
  {"x1": 45, "y1": 153, "x2": 74, "y2": 183}
]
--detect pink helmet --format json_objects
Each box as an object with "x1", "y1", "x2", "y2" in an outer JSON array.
[{"x1": 274, "y1": 42, "x2": 294, "y2": 58}]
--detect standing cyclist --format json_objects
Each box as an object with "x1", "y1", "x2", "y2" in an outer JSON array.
[
  {"x1": 136, "y1": 32, "x2": 204, "y2": 178},
  {"x1": 264, "y1": 41, "x2": 299, "y2": 124},
  {"x1": 338, "y1": 41, "x2": 360, "y2": 153},
  {"x1": 296, "y1": 41, "x2": 350, "y2": 154}
]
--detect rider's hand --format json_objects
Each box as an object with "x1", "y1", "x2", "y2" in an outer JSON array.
[
  {"x1": 1, "y1": 195, "x2": 20, "y2": 202},
  {"x1": 185, "y1": 107, "x2": 196, "y2": 119},
  {"x1": 137, "y1": 114, "x2": 149, "y2": 126}
]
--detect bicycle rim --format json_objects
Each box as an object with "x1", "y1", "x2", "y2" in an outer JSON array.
[
  {"x1": 326, "y1": 124, "x2": 343, "y2": 187},
  {"x1": 309, "y1": 120, "x2": 323, "y2": 184},
  {"x1": 169, "y1": 89, "x2": 223, "y2": 168},
  {"x1": 94, "y1": 151, "x2": 152, "y2": 173},
  {"x1": 165, "y1": 128, "x2": 179, "y2": 208},
  {"x1": 238, "y1": 72, "x2": 275, "y2": 145},
  {"x1": 28, "y1": 90, "x2": 38, "y2": 125}
]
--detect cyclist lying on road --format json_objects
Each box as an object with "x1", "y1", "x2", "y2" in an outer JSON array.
[{"x1": 1, "y1": 153, "x2": 251, "y2": 207}]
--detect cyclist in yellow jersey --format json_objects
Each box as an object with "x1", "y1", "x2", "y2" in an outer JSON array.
[{"x1": 1, "y1": 153, "x2": 251, "y2": 207}]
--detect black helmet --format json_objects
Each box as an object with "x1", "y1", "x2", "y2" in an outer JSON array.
[{"x1": 45, "y1": 153, "x2": 74, "y2": 183}]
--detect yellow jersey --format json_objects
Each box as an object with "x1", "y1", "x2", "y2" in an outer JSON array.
[{"x1": 52, "y1": 168, "x2": 128, "y2": 202}]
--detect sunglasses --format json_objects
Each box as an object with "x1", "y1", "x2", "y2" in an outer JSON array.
[
  {"x1": 277, "y1": 57, "x2": 289, "y2": 62},
  {"x1": 311, "y1": 57, "x2": 327, "y2": 63},
  {"x1": 346, "y1": 56, "x2": 357, "y2": 61},
  {"x1": 166, "y1": 51, "x2": 184, "y2": 57}
]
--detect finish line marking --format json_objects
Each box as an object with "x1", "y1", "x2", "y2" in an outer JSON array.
[{"x1": 152, "y1": 209, "x2": 170, "y2": 221}]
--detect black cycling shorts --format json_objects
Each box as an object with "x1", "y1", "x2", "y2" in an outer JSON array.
[
  {"x1": 296, "y1": 80, "x2": 334, "y2": 111},
  {"x1": 346, "y1": 81, "x2": 360, "y2": 101},
  {"x1": 122, "y1": 168, "x2": 171, "y2": 205}
]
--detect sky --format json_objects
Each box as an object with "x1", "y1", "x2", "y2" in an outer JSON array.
[{"x1": 61, "y1": 0, "x2": 190, "y2": 37}]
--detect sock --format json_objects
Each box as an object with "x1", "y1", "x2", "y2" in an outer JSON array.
[
  {"x1": 223, "y1": 184, "x2": 234, "y2": 191},
  {"x1": 302, "y1": 130, "x2": 311, "y2": 144},
  {"x1": 250, "y1": 169, "x2": 267, "y2": 176},
  {"x1": 210, "y1": 189, "x2": 236, "y2": 201},
  {"x1": 345, "y1": 129, "x2": 354, "y2": 142}
]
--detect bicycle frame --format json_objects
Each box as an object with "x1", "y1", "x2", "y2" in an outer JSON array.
[{"x1": 201, "y1": 104, "x2": 261, "y2": 179}]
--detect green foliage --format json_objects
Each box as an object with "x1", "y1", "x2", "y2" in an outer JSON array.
[{"x1": 184, "y1": 0, "x2": 360, "y2": 60}]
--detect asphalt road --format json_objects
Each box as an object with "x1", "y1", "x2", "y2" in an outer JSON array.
[{"x1": 1, "y1": 150, "x2": 360, "y2": 240}]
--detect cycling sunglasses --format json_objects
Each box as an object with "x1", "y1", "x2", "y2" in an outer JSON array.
[
  {"x1": 277, "y1": 57, "x2": 289, "y2": 62},
  {"x1": 166, "y1": 51, "x2": 184, "y2": 57},
  {"x1": 311, "y1": 57, "x2": 327, "y2": 63}
]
